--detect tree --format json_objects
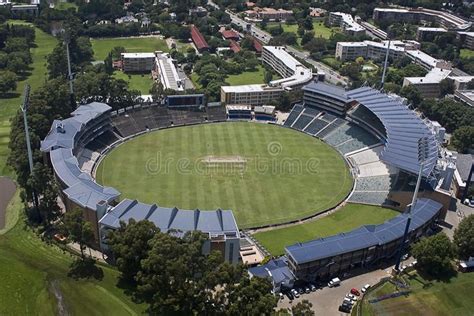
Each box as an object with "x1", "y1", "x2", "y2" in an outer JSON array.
[
  {"x1": 0, "y1": 71, "x2": 17, "y2": 96},
  {"x1": 264, "y1": 70, "x2": 273, "y2": 84},
  {"x1": 400, "y1": 85, "x2": 422, "y2": 106},
  {"x1": 108, "y1": 220, "x2": 158, "y2": 282},
  {"x1": 224, "y1": 275, "x2": 278, "y2": 315},
  {"x1": 7, "y1": 56, "x2": 28, "y2": 74},
  {"x1": 302, "y1": 17, "x2": 313, "y2": 30},
  {"x1": 301, "y1": 31, "x2": 314, "y2": 46},
  {"x1": 62, "y1": 209, "x2": 95, "y2": 260},
  {"x1": 439, "y1": 78, "x2": 455, "y2": 97},
  {"x1": 150, "y1": 81, "x2": 165, "y2": 102},
  {"x1": 411, "y1": 233, "x2": 455, "y2": 277},
  {"x1": 453, "y1": 214, "x2": 474, "y2": 260},
  {"x1": 451, "y1": 126, "x2": 474, "y2": 154},
  {"x1": 292, "y1": 299, "x2": 315, "y2": 316}
]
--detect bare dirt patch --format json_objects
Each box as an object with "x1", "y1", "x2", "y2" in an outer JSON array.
[
  {"x1": 0, "y1": 177, "x2": 16, "y2": 229},
  {"x1": 201, "y1": 155, "x2": 247, "y2": 164}
]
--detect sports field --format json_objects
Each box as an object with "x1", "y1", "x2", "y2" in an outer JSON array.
[
  {"x1": 360, "y1": 271, "x2": 474, "y2": 315},
  {"x1": 253, "y1": 203, "x2": 399, "y2": 255},
  {"x1": 91, "y1": 37, "x2": 169, "y2": 61},
  {"x1": 96, "y1": 122, "x2": 353, "y2": 228}
]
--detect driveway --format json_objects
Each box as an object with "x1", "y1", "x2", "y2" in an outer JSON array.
[{"x1": 277, "y1": 267, "x2": 392, "y2": 315}]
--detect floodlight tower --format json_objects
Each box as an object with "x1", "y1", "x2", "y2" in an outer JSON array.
[
  {"x1": 62, "y1": 29, "x2": 75, "y2": 108},
  {"x1": 380, "y1": 38, "x2": 391, "y2": 89},
  {"x1": 20, "y1": 84, "x2": 39, "y2": 216},
  {"x1": 394, "y1": 136, "x2": 430, "y2": 271}
]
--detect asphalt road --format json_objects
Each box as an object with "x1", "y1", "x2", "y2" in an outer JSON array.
[{"x1": 226, "y1": 11, "x2": 349, "y2": 86}]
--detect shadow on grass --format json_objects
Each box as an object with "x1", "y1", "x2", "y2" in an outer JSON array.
[
  {"x1": 68, "y1": 258, "x2": 104, "y2": 281},
  {"x1": 0, "y1": 92, "x2": 21, "y2": 99},
  {"x1": 416, "y1": 266, "x2": 457, "y2": 284},
  {"x1": 116, "y1": 277, "x2": 147, "y2": 304}
]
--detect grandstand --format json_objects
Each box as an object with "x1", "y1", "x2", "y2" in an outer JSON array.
[{"x1": 110, "y1": 104, "x2": 227, "y2": 138}]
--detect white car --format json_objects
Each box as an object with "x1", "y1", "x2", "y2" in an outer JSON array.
[
  {"x1": 361, "y1": 284, "x2": 371, "y2": 293},
  {"x1": 345, "y1": 294, "x2": 357, "y2": 301},
  {"x1": 291, "y1": 289, "x2": 300, "y2": 298}
]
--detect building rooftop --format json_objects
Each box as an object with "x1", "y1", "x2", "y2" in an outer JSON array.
[
  {"x1": 264, "y1": 46, "x2": 313, "y2": 88},
  {"x1": 121, "y1": 52, "x2": 155, "y2": 59},
  {"x1": 190, "y1": 25, "x2": 209, "y2": 50},
  {"x1": 303, "y1": 81, "x2": 349, "y2": 102},
  {"x1": 404, "y1": 67, "x2": 452, "y2": 84},
  {"x1": 99, "y1": 198, "x2": 239, "y2": 237},
  {"x1": 332, "y1": 12, "x2": 365, "y2": 32},
  {"x1": 346, "y1": 87, "x2": 439, "y2": 177},
  {"x1": 221, "y1": 84, "x2": 281, "y2": 93},
  {"x1": 286, "y1": 198, "x2": 442, "y2": 265},
  {"x1": 156, "y1": 52, "x2": 184, "y2": 91}
]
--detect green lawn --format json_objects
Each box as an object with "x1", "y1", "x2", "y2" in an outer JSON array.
[
  {"x1": 96, "y1": 122, "x2": 353, "y2": 228},
  {"x1": 91, "y1": 37, "x2": 169, "y2": 61},
  {"x1": 253, "y1": 204, "x2": 399, "y2": 255},
  {"x1": 269, "y1": 21, "x2": 339, "y2": 45},
  {"x1": 0, "y1": 22, "x2": 57, "y2": 177},
  {"x1": 113, "y1": 71, "x2": 153, "y2": 95},
  {"x1": 460, "y1": 48, "x2": 474, "y2": 59},
  {"x1": 0, "y1": 192, "x2": 146, "y2": 315},
  {"x1": 313, "y1": 22, "x2": 338, "y2": 39},
  {"x1": 361, "y1": 271, "x2": 474, "y2": 315},
  {"x1": 53, "y1": 0, "x2": 78, "y2": 10}
]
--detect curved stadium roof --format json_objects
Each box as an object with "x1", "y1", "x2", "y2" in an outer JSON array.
[{"x1": 346, "y1": 87, "x2": 438, "y2": 177}]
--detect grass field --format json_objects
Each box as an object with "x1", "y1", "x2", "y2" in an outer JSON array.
[
  {"x1": 0, "y1": 192, "x2": 146, "y2": 315},
  {"x1": 0, "y1": 22, "x2": 57, "y2": 177},
  {"x1": 269, "y1": 21, "x2": 339, "y2": 46},
  {"x1": 253, "y1": 204, "x2": 398, "y2": 255},
  {"x1": 113, "y1": 71, "x2": 153, "y2": 95},
  {"x1": 96, "y1": 122, "x2": 353, "y2": 228},
  {"x1": 460, "y1": 48, "x2": 474, "y2": 59},
  {"x1": 360, "y1": 271, "x2": 474, "y2": 315},
  {"x1": 91, "y1": 37, "x2": 169, "y2": 61}
]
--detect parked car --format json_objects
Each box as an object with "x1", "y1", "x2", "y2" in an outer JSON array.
[
  {"x1": 350, "y1": 288, "x2": 360, "y2": 296},
  {"x1": 305, "y1": 287, "x2": 310, "y2": 294},
  {"x1": 343, "y1": 297, "x2": 354, "y2": 306},
  {"x1": 286, "y1": 291, "x2": 294, "y2": 300},
  {"x1": 345, "y1": 293, "x2": 357, "y2": 301},
  {"x1": 361, "y1": 284, "x2": 371, "y2": 293},
  {"x1": 291, "y1": 289, "x2": 300, "y2": 298},
  {"x1": 279, "y1": 292, "x2": 284, "y2": 300},
  {"x1": 310, "y1": 284, "x2": 317, "y2": 292},
  {"x1": 338, "y1": 304, "x2": 351, "y2": 313},
  {"x1": 328, "y1": 277, "x2": 341, "y2": 287},
  {"x1": 298, "y1": 287, "x2": 304, "y2": 295}
]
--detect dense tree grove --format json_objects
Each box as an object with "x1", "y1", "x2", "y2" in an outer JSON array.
[
  {"x1": 411, "y1": 233, "x2": 456, "y2": 277},
  {"x1": 108, "y1": 220, "x2": 278, "y2": 314},
  {"x1": 453, "y1": 215, "x2": 474, "y2": 260},
  {"x1": 0, "y1": 24, "x2": 35, "y2": 95}
]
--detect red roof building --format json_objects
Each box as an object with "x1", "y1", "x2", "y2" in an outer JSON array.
[
  {"x1": 221, "y1": 29, "x2": 240, "y2": 41},
  {"x1": 190, "y1": 25, "x2": 209, "y2": 52},
  {"x1": 252, "y1": 37, "x2": 263, "y2": 54},
  {"x1": 229, "y1": 40, "x2": 241, "y2": 53}
]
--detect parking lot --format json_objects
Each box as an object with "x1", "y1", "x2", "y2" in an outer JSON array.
[{"x1": 277, "y1": 267, "x2": 392, "y2": 315}]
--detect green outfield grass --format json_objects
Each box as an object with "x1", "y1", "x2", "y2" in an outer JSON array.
[
  {"x1": 113, "y1": 71, "x2": 153, "y2": 94},
  {"x1": 0, "y1": 22, "x2": 57, "y2": 177},
  {"x1": 91, "y1": 37, "x2": 168, "y2": 61},
  {"x1": 253, "y1": 204, "x2": 399, "y2": 255},
  {"x1": 360, "y1": 271, "x2": 474, "y2": 315},
  {"x1": 96, "y1": 122, "x2": 353, "y2": 228}
]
